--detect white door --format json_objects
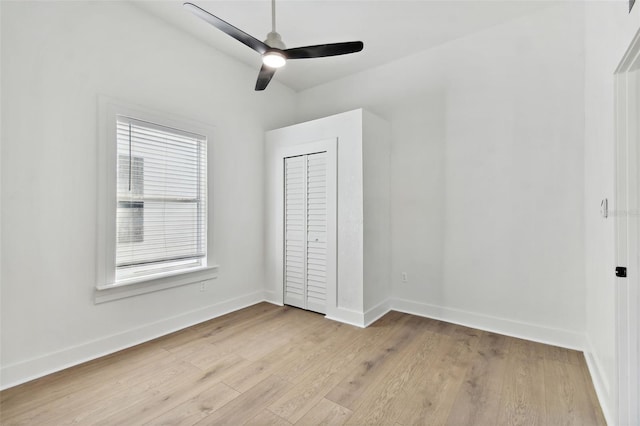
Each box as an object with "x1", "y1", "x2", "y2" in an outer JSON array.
[
  {"x1": 614, "y1": 37, "x2": 640, "y2": 426},
  {"x1": 284, "y1": 152, "x2": 327, "y2": 314}
]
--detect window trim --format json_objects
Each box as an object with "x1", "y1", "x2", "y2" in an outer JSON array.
[
  {"x1": 96, "y1": 96, "x2": 217, "y2": 302},
  {"x1": 94, "y1": 266, "x2": 219, "y2": 304}
]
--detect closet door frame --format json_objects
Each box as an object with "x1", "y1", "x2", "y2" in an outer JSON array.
[{"x1": 274, "y1": 138, "x2": 337, "y2": 316}]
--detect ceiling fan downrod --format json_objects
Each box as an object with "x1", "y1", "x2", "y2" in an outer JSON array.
[{"x1": 264, "y1": 0, "x2": 285, "y2": 50}]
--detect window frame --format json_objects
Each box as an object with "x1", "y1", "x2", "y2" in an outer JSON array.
[{"x1": 96, "y1": 96, "x2": 217, "y2": 303}]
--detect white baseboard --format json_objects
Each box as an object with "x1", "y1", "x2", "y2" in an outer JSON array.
[
  {"x1": 364, "y1": 299, "x2": 392, "y2": 327},
  {"x1": 584, "y1": 336, "x2": 614, "y2": 426},
  {"x1": 0, "y1": 291, "x2": 265, "y2": 391},
  {"x1": 391, "y1": 298, "x2": 586, "y2": 351},
  {"x1": 263, "y1": 290, "x2": 283, "y2": 306},
  {"x1": 325, "y1": 307, "x2": 366, "y2": 328}
]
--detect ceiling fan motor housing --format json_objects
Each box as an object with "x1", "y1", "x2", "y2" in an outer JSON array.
[{"x1": 264, "y1": 31, "x2": 286, "y2": 49}]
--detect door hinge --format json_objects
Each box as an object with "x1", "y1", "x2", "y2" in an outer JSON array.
[{"x1": 616, "y1": 266, "x2": 627, "y2": 278}]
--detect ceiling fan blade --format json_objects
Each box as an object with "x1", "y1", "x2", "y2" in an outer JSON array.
[
  {"x1": 255, "y1": 65, "x2": 277, "y2": 91},
  {"x1": 184, "y1": 2, "x2": 269, "y2": 55},
  {"x1": 284, "y1": 41, "x2": 364, "y2": 59}
]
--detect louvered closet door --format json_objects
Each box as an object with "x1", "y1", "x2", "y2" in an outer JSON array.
[
  {"x1": 305, "y1": 152, "x2": 327, "y2": 313},
  {"x1": 284, "y1": 156, "x2": 306, "y2": 309},
  {"x1": 284, "y1": 152, "x2": 327, "y2": 314}
]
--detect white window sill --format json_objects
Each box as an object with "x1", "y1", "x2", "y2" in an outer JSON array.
[{"x1": 94, "y1": 265, "x2": 219, "y2": 304}]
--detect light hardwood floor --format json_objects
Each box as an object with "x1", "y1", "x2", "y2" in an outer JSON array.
[{"x1": 0, "y1": 303, "x2": 606, "y2": 425}]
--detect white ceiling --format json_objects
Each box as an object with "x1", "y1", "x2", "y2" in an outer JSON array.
[{"x1": 133, "y1": 0, "x2": 552, "y2": 92}]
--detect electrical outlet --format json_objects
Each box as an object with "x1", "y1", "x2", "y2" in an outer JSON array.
[
  {"x1": 401, "y1": 272, "x2": 408, "y2": 283},
  {"x1": 200, "y1": 281, "x2": 207, "y2": 292}
]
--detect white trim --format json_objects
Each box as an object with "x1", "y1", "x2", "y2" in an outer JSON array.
[
  {"x1": 391, "y1": 298, "x2": 585, "y2": 350},
  {"x1": 97, "y1": 265, "x2": 219, "y2": 290},
  {"x1": 0, "y1": 291, "x2": 264, "y2": 391},
  {"x1": 325, "y1": 307, "x2": 366, "y2": 328},
  {"x1": 585, "y1": 336, "x2": 615, "y2": 426},
  {"x1": 364, "y1": 299, "x2": 392, "y2": 327},
  {"x1": 264, "y1": 290, "x2": 283, "y2": 306},
  {"x1": 613, "y1": 26, "x2": 640, "y2": 426},
  {"x1": 94, "y1": 265, "x2": 219, "y2": 303}
]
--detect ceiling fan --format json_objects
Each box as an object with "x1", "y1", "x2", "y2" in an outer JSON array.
[{"x1": 183, "y1": 1, "x2": 364, "y2": 91}]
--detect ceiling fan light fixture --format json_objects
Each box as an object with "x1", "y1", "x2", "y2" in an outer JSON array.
[{"x1": 262, "y1": 51, "x2": 286, "y2": 68}]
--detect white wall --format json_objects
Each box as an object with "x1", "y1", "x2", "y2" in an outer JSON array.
[
  {"x1": 388, "y1": 97, "x2": 446, "y2": 313},
  {"x1": 583, "y1": 2, "x2": 640, "y2": 423},
  {"x1": 297, "y1": 4, "x2": 587, "y2": 348},
  {"x1": 362, "y1": 110, "x2": 392, "y2": 319},
  {"x1": 0, "y1": 1, "x2": 296, "y2": 389}
]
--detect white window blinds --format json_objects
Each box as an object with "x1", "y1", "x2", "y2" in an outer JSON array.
[{"x1": 115, "y1": 115, "x2": 207, "y2": 282}]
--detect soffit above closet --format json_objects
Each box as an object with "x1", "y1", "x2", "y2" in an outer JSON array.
[{"x1": 133, "y1": 0, "x2": 551, "y2": 92}]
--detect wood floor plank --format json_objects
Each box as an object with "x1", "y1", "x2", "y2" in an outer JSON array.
[
  {"x1": 393, "y1": 323, "x2": 483, "y2": 425},
  {"x1": 390, "y1": 357, "x2": 460, "y2": 426},
  {"x1": 89, "y1": 354, "x2": 249, "y2": 425},
  {"x1": 141, "y1": 381, "x2": 240, "y2": 426},
  {"x1": 167, "y1": 306, "x2": 300, "y2": 364},
  {"x1": 0, "y1": 304, "x2": 606, "y2": 426},
  {"x1": 224, "y1": 319, "x2": 359, "y2": 393},
  {"x1": 194, "y1": 375, "x2": 291, "y2": 425},
  {"x1": 7, "y1": 358, "x2": 200, "y2": 426},
  {"x1": 324, "y1": 314, "x2": 426, "y2": 410},
  {"x1": 0, "y1": 345, "x2": 176, "y2": 421},
  {"x1": 245, "y1": 409, "x2": 293, "y2": 426},
  {"x1": 544, "y1": 359, "x2": 605, "y2": 426},
  {"x1": 138, "y1": 327, "x2": 201, "y2": 353},
  {"x1": 445, "y1": 331, "x2": 510, "y2": 426},
  {"x1": 234, "y1": 309, "x2": 326, "y2": 361},
  {"x1": 543, "y1": 345, "x2": 584, "y2": 366},
  {"x1": 183, "y1": 307, "x2": 319, "y2": 370},
  {"x1": 275, "y1": 321, "x2": 361, "y2": 383},
  {"x1": 189, "y1": 302, "x2": 278, "y2": 336},
  {"x1": 495, "y1": 338, "x2": 547, "y2": 426},
  {"x1": 346, "y1": 328, "x2": 444, "y2": 425},
  {"x1": 296, "y1": 398, "x2": 353, "y2": 425},
  {"x1": 267, "y1": 312, "x2": 407, "y2": 423},
  {"x1": 579, "y1": 359, "x2": 608, "y2": 425}
]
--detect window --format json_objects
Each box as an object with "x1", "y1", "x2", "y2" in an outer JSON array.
[
  {"x1": 115, "y1": 116, "x2": 207, "y2": 282},
  {"x1": 96, "y1": 98, "x2": 216, "y2": 299},
  {"x1": 117, "y1": 153, "x2": 144, "y2": 244}
]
